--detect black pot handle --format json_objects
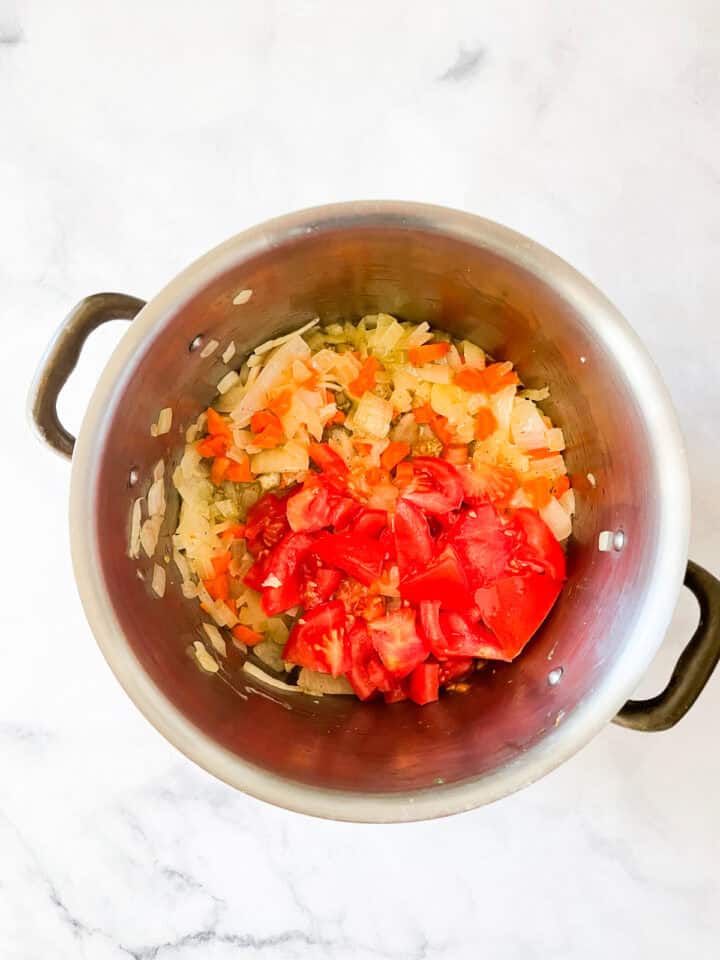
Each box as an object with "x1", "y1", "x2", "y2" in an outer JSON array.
[
  {"x1": 29, "y1": 293, "x2": 146, "y2": 460},
  {"x1": 614, "y1": 560, "x2": 720, "y2": 731}
]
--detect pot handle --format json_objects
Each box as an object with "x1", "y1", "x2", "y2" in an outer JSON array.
[
  {"x1": 29, "y1": 293, "x2": 146, "y2": 459},
  {"x1": 614, "y1": 560, "x2": 720, "y2": 731}
]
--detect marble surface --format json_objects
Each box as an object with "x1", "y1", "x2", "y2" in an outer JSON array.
[{"x1": 3, "y1": 0, "x2": 720, "y2": 956}]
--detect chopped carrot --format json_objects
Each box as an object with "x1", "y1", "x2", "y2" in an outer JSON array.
[
  {"x1": 268, "y1": 389, "x2": 292, "y2": 417},
  {"x1": 412, "y1": 403, "x2": 435, "y2": 424},
  {"x1": 211, "y1": 552, "x2": 232, "y2": 574},
  {"x1": 225, "y1": 454, "x2": 253, "y2": 482},
  {"x1": 328, "y1": 410, "x2": 346, "y2": 424},
  {"x1": 351, "y1": 438, "x2": 373, "y2": 455},
  {"x1": 482, "y1": 362, "x2": 519, "y2": 394},
  {"x1": 323, "y1": 389, "x2": 334, "y2": 404},
  {"x1": 523, "y1": 476, "x2": 553, "y2": 508},
  {"x1": 210, "y1": 456, "x2": 230, "y2": 486},
  {"x1": 203, "y1": 572, "x2": 229, "y2": 601},
  {"x1": 224, "y1": 598, "x2": 237, "y2": 617},
  {"x1": 381, "y1": 441, "x2": 410, "y2": 472},
  {"x1": 220, "y1": 523, "x2": 246, "y2": 543},
  {"x1": 429, "y1": 414, "x2": 454, "y2": 446},
  {"x1": 197, "y1": 435, "x2": 227, "y2": 458},
  {"x1": 474, "y1": 407, "x2": 498, "y2": 441},
  {"x1": 454, "y1": 367, "x2": 487, "y2": 392},
  {"x1": 251, "y1": 410, "x2": 281, "y2": 433},
  {"x1": 553, "y1": 475, "x2": 571, "y2": 497},
  {"x1": 206, "y1": 407, "x2": 231, "y2": 438},
  {"x1": 443, "y1": 444, "x2": 469, "y2": 465},
  {"x1": 394, "y1": 461, "x2": 415, "y2": 487},
  {"x1": 408, "y1": 342, "x2": 450, "y2": 366},
  {"x1": 527, "y1": 447, "x2": 553, "y2": 460},
  {"x1": 300, "y1": 364, "x2": 320, "y2": 390},
  {"x1": 365, "y1": 466, "x2": 390, "y2": 487},
  {"x1": 232, "y1": 624, "x2": 264, "y2": 646},
  {"x1": 348, "y1": 356, "x2": 381, "y2": 397}
]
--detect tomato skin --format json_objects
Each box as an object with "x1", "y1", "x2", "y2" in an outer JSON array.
[
  {"x1": 439, "y1": 657, "x2": 475, "y2": 684},
  {"x1": 312, "y1": 533, "x2": 385, "y2": 587},
  {"x1": 510, "y1": 508, "x2": 566, "y2": 581},
  {"x1": 418, "y1": 600, "x2": 444, "y2": 649},
  {"x1": 243, "y1": 553, "x2": 268, "y2": 591},
  {"x1": 408, "y1": 662, "x2": 440, "y2": 705},
  {"x1": 446, "y1": 504, "x2": 512, "y2": 588},
  {"x1": 351, "y1": 509, "x2": 387, "y2": 540},
  {"x1": 368, "y1": 607, "x2": 428, "y2": 679},
  {"x1": 283, "y1": 600, "x2": 349, "y2": 676},
  {"x1": 245, "y1": 490, "x2": 291, "y2": 555},
  {"x1": 436, "y1": 610, "x2": 506, "y2": 659},
  {"x1": 399, "y1": 545, "x2": 473, "y2": 611},
  {"x1": 345, "y1": 620, "x2": 378, "y2": 699},
  {"x1": 402, "y1": 457, "x2": 464, "y2": 515},
  {"x1": 300, "y1": 560, "x2": 343, "y2": 608},
  {"x1": 393, "y1": 499, "x2": 433, "y2": 578},
  {"x1": 286, "y1": 477, "x2": 337, "y2": 533},
  {"x1": 475, "y1": 571, "x2": 563, "y2": 658},
  {"x1": 261, "y1": 532, "x2": 316, "y2": 615}
]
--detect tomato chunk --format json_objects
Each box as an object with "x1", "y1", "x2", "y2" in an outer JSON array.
[
  {"x1": 399, "y1": 545, "x2": 474, "y2": 611},
  {"x1": 408, "y1": 662, "x2": 440, "y2": 705},
  {"x1": 447, "y1": 504, "x2": 512, "y2": 587},
  {"x1": 300, "y1": 559, "x2": 343, "y2": 608},
  {"x1": 351, "y1": 509, "x2": 387, "y2": 540},
  {"x1": 261, "y1": 531, "x2": 316, "y2": 615},
  {"x1": 368, "y1": 607, "x2": 428, "y2": 678},
  {"x1": 475, "y1": 571, "x2": 563, "y2": 658},
  {"x1": 402, "y1": 457, "x2": 463, "y2": 515},
  {"x1": 286, "y1": 477, "x2": 338, "y2": 533},
  {"x1": 393, "y1": 499, "x2": 433, "y2": 578},
  {"x1": 435, "y1": 610, "x2": 506, "y2": 659},
  {"x1": 510, "y1": 508, "x2": 566, "y2": 581},
  {"x1": 245, "y1": 490, "x2": 291, "y2": 555},
  {"x1": 283, "y1": 600, "x2": 349, "y2": 676},
  {"x1": 312, "y1": 533, "x2": 385, "y2": 587},
  {"x1": 308, "y1": 442, "x2": 349, "y2": 490}
]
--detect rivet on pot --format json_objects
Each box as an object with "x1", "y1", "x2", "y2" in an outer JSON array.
[
  {"x1": 613, "y1": 530, "x2": 626, "y2": 551},
  {"x1": 128, "y1": 466, "x2": 139, "y2": 487},
  {"x1": 188, "y1": 334, "x2": 204, "y2": 352},
  {"x1": 547, "y1": 667, "x2": 564, "y2": 686}
]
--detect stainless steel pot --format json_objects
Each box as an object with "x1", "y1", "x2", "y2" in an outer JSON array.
[{"x1": 30, "y1": 202, "x2": 720, "y2": 822}]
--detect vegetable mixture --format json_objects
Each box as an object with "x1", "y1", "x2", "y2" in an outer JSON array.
[{"x1": 170, "y1": 314, "x2": 574, "y2": 705}]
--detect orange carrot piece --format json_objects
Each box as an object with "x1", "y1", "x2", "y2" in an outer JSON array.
[
  {"x1": 203, "y1": 572, "x2": 229, "y2": 601},
  {"x1": 210, "y1": 456, "x2": 230, "y2": 485},
  {"x1": 328, "y1": 410, "x2": 346, "y2": 424},
  {"x1": 474, "y1": 407, "x2": 498, "y2": 441},
  {"x1": 232, "y1": 624, "x2": 264, "y2": 646},
  {"x1": 365, "y1": 466, "x2": 390, "y2": 487},
  {"x1": 553, "y1": 475, "x2": 571, "y2": 497},
  {"x1": 482, "y1": 362, "x2": 519, "y2": 394},
  {"x1": 348, "y1": 356, "x2": 381, "y2": 397},
  {"x1": 268, "y1": 389, "x2": 292, "y2": 417},
  {"x1": 211, "y1": 552, "x2": 232, "y2": 574},
  {"x1": 197, "y1": 435, "x2": 227, "y2": 458},
  {"x1": 523, "y1": 476, "x2": 553, "y2": 508},
  {"x1": 225, "y1": 454, "x2": 253, "y2": 482},
  {"x1": 408, "y1": 342, "x2": 450, "y2": 366},
  {"x1": 206, "y1": 407, "x2": 231, "y2": 438},
  {"x1": 381, "y1": 441, "x2": 410, "y2": 472},
  {"x1": 443, "y1": 444, "x2": 469, "y2": 465},
  {"x1": 251, "y1": 410, "x2": 281, "y2": 433},
  {"x1": 393, "y1": 461, "x2": 415, "y2": 487},
  {"x1": 412, "y1": 403, "x2": 435, "y2": 424},
  {"x1": 454, "y1": 367, "x2": 487, "y2": 392},
  {"x1": 429, "y1": 414, "x2": 454, "y2": 446},
  {"x1": 220, "y1": 522, "x2": 247, "y2": 543}
]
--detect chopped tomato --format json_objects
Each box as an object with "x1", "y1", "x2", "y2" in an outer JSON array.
[
  {"x1": 368, "y1": 607, "x2": 428, "y2": 678},
  {"x1": 231, "y1": 624, "x2": 264, "y2": 646},
  {"x1": 206, "y1": 407, "x2": 232, "y2": 438},
  {"x1": 287, "y1": 477, "x2": 338, "y2": 533},
  {"x1": 408, "y1": 342, "x2": 450, "y2": 365},
  {"x1": 300, "y1": 563, "x2": 343, "y2": 608},
  {"x1": 381, "y1": 441, "x2": 410, "y2": 472},
  {"x1": 283, "y1": 600, "x2": 349, "y2": 676},
  {"x1": 210, "y1": 456, "x2": 230, "y2": 486},
  {"x1": 435, "y1": 610, "x2": 504, "y2": 659},
  {"x1": 308, "y1": 442, "x2": 349, "y2": 488},
  {"x1": 335, "y1": 579, "x2": 385, "y2": 621},
  {"x1": 245, "y1": 490, "x2": 291, "y2": 554},
  {"x1": 461, "y1": 462, "x2": 518, "y2": 505},
  {"x1": 330, "y1": 497, "x2": 362, "y2": 531},
  {"x1": 402, "y1": 457, "x2": 464, "y2": 515},
  {"x1": 225, "y1": 453, "x2": 253, "y2": 483},
  {"x1": 312, "y1": 533, "x2": 385, "y2": 587},
  {"x1": 197, "y1": 435, "x2": 228, "y2": 458},
  {"x1": 348, "y1": 356, "x2": 381, "y2": 397},
  {"x1": 400, "y1": 545, "x2": 473, "y2": 611},
  {"x1": 511, "y1": 508, "x2": 566, "y2": 581},
  {"x1": 351, "y1": 509, "x2": 387, "y2": 539},
  {"x1": 475, "y1": 571, "x2": 562, "y2": 659},
  {"x1": 261, "y1": 531, "x2": 316, "y2": 615},
  {"x1": 384, "y1": 683, "x2": 409, "y2": 704},
  {"x1": 446, "y1": 504, "x2": 512, "y2": 587},
  {"x1": 439, "y1": 657, "x2": 475, "y2": 684},
  {"x1": 474, "y1": 407, "x2": 498, "y2": 441},
  {"x1": 243, "y1": 554, "x2": 268, "y2": 590},
  {"x1": 394, "y1": 499, "x2": 433, "y2": 577},
  {"x1": 408, "y1": 662, "x2": 440, "y2": 705},
  {"x1": 418, "y1": 600, "x2": 444, "y2": 650},
  {"x1": 365, "y1": 654, "x2": 397, "y2": 693}
]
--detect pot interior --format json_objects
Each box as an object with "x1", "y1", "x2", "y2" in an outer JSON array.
[{"x1": 94, "y1": 219, "x2": 658, "y2": 794}]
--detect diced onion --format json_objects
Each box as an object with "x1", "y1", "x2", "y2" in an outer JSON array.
[
  {"x1": 129, "y1": 498, "x2": 143, "y2": 558},
  {"x1": 546, "y1": 427, "x2": 565, "y2": 452},
  {"x1": 540, "y1": 497, "x2": 572, "y2": 541},
  {"x1": 202, "y1": 622, "x2": 226, "y2": 656},
  {"x1": 222, "y1": 341, "x2": 236, "y2": 363},
  {"x1": 140, "y1": 515, "x2": 162, "y2": 557},
  {"x1": 511, "y1": 398, "x2": 547, "y2": 450},
  {"x1": 151, "y1": 563, "x2": 166, "y2": 597},
  {"x1": 233, "y1": 289, "x2": 253, "y2": 305},
  {"x1": 297, "y1": 670, "x2": 354, "y2": 696},
  {"x1": 217, "y1": 370, "x2": 240, "y2": 394},
  {"x1": 559, "y1": 489, "x2": 576, "y2": 515},
  {"x1": 242, "y1": 661, "x2": 298, "y2": 692},
  {"x1": 352, "y1": 392, "x2": 393, "y2": 438},
  {"x1": 153, "y1": 460, "x2": 165, "y2": 482},
  {"x1": 461, "y1": 341, "x2": 486, "y2": 368},
  {"x1": 199, "y1": 339, "x2": 219, "y2": 358},
  {"x1": 147, "y1": 477, "x2": 166, "y2": 517},
  {"x1": 155, "y1": 407, "x2": 173, "y2": 435},
  {"x1": 192, "y1": 641, "x2": 219, "y2": 673}
]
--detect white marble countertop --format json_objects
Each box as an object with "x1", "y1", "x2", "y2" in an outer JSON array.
[{"x1": 3, "y1": 1, "x2": 720, "y2": 956}]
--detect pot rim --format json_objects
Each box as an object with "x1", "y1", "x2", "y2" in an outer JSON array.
[{"x1": 69, "y1": 201, "x2": 690, "y2": 822}]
